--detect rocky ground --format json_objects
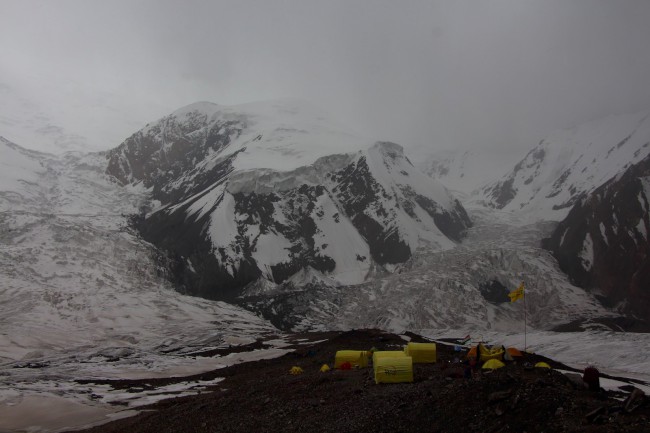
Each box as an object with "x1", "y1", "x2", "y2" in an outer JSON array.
[{"x1": 69, "y1": 330, "x2": 649, "y2": 433}]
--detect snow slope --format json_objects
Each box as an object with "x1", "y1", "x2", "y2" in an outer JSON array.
[
  {"x1": 415, "y1": 147, "x2": 523, "y2": 195},
  {"x1": 477, "y1": 111, "x2": 650, "y2": 222},
  {"x1": 0, "y1": 138, "x2": 277, "y2": 364},
  {"x1": 0, "y1": 137, "x2": 49, "y2": 208}
]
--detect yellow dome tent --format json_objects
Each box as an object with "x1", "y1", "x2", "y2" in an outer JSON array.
[
  {"x1": 482, "y1": 359, "x2": 505, "y2": 370},
  {"x1": 479, "y1": 343, "x2": 504, "y2": 362},
  {"x1": 535, "y1": 362, "x2": 551, "y2": 369},
  {"x1": 290, "y1": 366, "x2": 304, "y2": 375}
]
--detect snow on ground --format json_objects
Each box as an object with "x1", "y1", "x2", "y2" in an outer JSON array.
[
  {"x1": 0, "y1": 344, "x2": 295, "y2": 433},
  {"x1": 428, "y1": 328, "x2": 650, "y2": 390}
]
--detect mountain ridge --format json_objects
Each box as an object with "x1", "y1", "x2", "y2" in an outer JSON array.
[{"x1": 474, "y1": 110, "x2": 650, "y2": 222}]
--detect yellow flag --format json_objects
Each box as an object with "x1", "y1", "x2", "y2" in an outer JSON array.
[{"x1": 508, "y1": 282, "x2": 524, "y2": 302}]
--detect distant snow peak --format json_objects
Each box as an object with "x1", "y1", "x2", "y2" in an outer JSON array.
[
  {"x1": 108, "y1": 101, "x2": 472, "y2": 300},
  {"x1": 477, "y1": 110, "x2": 650, "y2": 222},
  {"x1": 415, "y1": 147, "x2": 522, "y2": 197}
]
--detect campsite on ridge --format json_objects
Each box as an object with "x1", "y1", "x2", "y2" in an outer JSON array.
[{"x1": 67, "y1": 330, "x2": 650, "y2": 433}]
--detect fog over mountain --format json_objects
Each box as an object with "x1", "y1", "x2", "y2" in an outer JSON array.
[{"x1": 2, "y1": 0, "x2": 650, "y2": 166}]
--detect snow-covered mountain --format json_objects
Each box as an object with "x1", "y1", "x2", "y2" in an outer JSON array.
[
  {"x1": 106, "y1": 100, "x2": 472, "y2": 300},
  {"x1": 542, "y1": 153, "x2": 650, "y2": 317},
  {"x1": 0, "y1": 137, "x2": 276, "y2": 363},
  {"x1": 476, "y1": 111, "x2": 650, "y2": 222}
]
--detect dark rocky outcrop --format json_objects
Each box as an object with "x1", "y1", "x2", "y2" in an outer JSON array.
[{"x1": 542, "y1": 154, "x2": 650, "y2": 317}]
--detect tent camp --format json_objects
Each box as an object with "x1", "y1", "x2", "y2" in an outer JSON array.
[
  {"x1": 374, "y1": 356, "x2": 413, "y2": 384},
  {"x1": 334, "y1": 350, "x2": 370, "y2": 369},
  {"x1": 404, "y1": 342, "x2": 437, "y2": 363}
]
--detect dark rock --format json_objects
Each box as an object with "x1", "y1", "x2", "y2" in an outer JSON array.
[
  {"x1": 563, "y1": 372, "x2": 587, "y2": 390},
  {"x1": 488, "y1": 390, "x2": 512, "y2": 403},
  {"x1": 623, "y1": 388, "x2": 646, "y2": 413},
  {"x1": 542, "y1": 153, "x2": 650, "y2": 318}
]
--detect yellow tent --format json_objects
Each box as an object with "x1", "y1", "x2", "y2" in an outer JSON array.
[
  {"x1": 479, "y1": 344, "x2": 504, "y2": 362},
  {"x1": 535, "y1": 362, "x2": 551, "y2": 369},
  {"x1": 290, "y1": 366, "x2": 304, "y2": 375},
  {"x1": 319, "y1": 364, "x2": 330, "y2": 372},
  {"x1": 334, "y1": 350, "x2": 369, "y2": 369},
  {"x1": 372, "y1": 350, "x2": 406, "y2": 366},
  {"x1": 482, "y1": 359, "x2": 505, "y2": 370},
  {"x1": 374, "y1": 356, "x2": 413, "y2": 384},
  {"x1": 404, "y1": 342, "x2": 437, "y2": 363}
]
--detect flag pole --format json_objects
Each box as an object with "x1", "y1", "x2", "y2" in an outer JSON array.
[
  {"x1": 508, "y1": 282, "x2": 526, "y2": 350},
  {"x1": 523, "y1": 280, "x2": 527, "y2": 351}
]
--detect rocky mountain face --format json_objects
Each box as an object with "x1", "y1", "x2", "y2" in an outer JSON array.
[
  {"x1": 476, "y1": 111, "x2": 650, "y2": 222},
  {"x1": 106, "y1": 101, "x2": 472, "y2": 302},
  {"x1": 542, "y1": 154, "x2": 650, "y2": 318}
]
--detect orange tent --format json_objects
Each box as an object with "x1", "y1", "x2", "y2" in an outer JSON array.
[{"x1": 507, "y1": 347, "x2": 523, "y2": 357}]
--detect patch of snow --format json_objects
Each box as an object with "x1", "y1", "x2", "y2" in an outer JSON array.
[
  {"x1": 637, "y1": 218, "x2": 648, "y2": 240},
  {"x1": 579, "y1": 233, "x2": 594, "y2": 271},
  {"x1": 311, "y1": 193, "x2": 370, "y2": 285},
  {"x1": 599, "y1": 222, "x2": 608, "y2": 246}
]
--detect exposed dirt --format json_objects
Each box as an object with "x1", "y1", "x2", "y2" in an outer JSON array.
[{"x1": 70, "y1": 330, "x2": 650, "y2": 433}]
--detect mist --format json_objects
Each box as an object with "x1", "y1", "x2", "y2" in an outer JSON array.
[{"x1": 2, "y1": 0, "x2": 650, "y2": 157}]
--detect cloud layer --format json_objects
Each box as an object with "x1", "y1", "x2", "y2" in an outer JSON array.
[{"x1": 2, "y1": 0, "x2": 650, "y2": 155}]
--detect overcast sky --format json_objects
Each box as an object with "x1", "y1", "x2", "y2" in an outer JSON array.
[{"x1": 2, "y1": 0, "x2": 650, "y2": 157}]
